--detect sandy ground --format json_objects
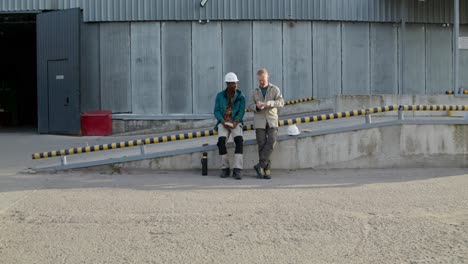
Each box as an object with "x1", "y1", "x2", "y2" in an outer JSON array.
[{"x1": 0, "y1": 168, "x2": 467, "y2": 264}]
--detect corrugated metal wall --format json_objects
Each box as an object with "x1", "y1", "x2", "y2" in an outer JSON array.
[
  {"x1": 0, "y1": 0, "x2": 53, "y2": 11},
  {"x1": 2, "y1": 0, "x2": 467, "y2": 24},
  {"x1": 80, "y1": 0, "x2": 468, "y2": 23},
  {"x1": 80, "y1": 21, "x2": 467, "y2": 115}
]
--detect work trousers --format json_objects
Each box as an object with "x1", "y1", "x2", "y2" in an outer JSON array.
[
  {"x1": 255, "y1": 127, "x2": 278, "y2": 169},
  {"x1": 217, "y1": 124, "x2": 243, "y2": 169}
]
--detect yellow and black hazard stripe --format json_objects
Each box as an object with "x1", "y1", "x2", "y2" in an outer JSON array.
[
  {"x1": 284, "y1": 97, "x2": 316, "y2": 106},
  {"x1": 32, "y1": 129, "x2": 219, "y2": 160},
  {"x1": 245, "y1": 96, "x2": 316, "y2": 112},
  {"x1": 32, "y1": 104, "x2": 467, "y2": 160},
  {"x1": 275, "y1": 105, "x2": 399, "y2": 127},
  {"x1": 401, "y1": 105, "x2": 468, "y2": 111},
  {"x1": 445, "y1": 90, "x2": 468, "y2": 95}
]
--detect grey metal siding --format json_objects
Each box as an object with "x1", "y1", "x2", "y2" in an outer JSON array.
[
  {"x1": 192, "y1": 21, "x2": 222, "y2": 114},
  {"x1": 425, "y1": 24, "x2": 453, "y2": 95},
  {"x1": 342, "y1": 23, "x2": 370, "y2": 95},
  {"x1": 3, "y1": 0, "x2": 468, "y2": 24},
  {"x1": 78, "y1": 0, "x2": 466, "y2": 23},
  {"x1": 283, "y1": 21, "x2": 313, "y2": 100},
  {"x1": 402, "y1": 24, "x2": 426, "y2": 95},
  {"x1": 222, "y1": 22, "x2": 253, "y2": 101},
  {"x1": 79, "y1": 0, "x2": 401, "y2": 22},
  {"x1": 253, "y1": 22, "x2": 283, "y2": 92},
  {"x1": 80, "y1": 20, "x2": 464, "y2": 116},
  {"x1": 161, "y1": 22, "x2": 192, "y2": 114},
  {"x1": 1, "y1": 0, "x2": 52, "y2": 11},
  {"x1": 370, "y1": 23, "x2": 398, "y2": 94},
  {"x1": 80, "y1": 21, "x2": 100, "y2": 112},
  {"x1": 460, "y1": 25, "x2": 468, "y2": 89},
  {"x1": 100, "y1": 22, "x2": 131, "y2": 112},
  {"x1": 130, "y1": 22, "x2": 162, "y2": 114},
  {"x1": 312, "y1": 22, "x2": 342, "y2": 98}
]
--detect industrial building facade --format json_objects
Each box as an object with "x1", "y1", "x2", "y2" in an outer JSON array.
[{"x1": 0, "y1": 0, "x2": 467, "y2": 134}]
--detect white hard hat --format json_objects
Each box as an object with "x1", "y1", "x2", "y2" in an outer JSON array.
[
  {"x1": 287, "y1": 124, "x2": 300, "y2": 136},
  {"x1": 225, "y1": 72, "x2": 239, "y2": 82}
]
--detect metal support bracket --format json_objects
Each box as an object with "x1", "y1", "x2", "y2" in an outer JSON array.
[
  {"x1": 398, "y1": 109, "x2": 405, "y2": 120},
  {"x1": 140, "y1": 145, "x2": 146, "y2": 155},
  {"x1": 60, "y1": 156, "x2": 68, "y2": 166},
  {"x1": 365, "y1": 111, "x2": 372, "y2": 124}
]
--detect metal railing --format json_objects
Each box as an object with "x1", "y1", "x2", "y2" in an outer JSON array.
[{"x1": 32, "y1": 104, "x2": 468, "y2": 161}]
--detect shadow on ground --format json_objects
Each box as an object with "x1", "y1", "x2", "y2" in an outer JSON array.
[{"x1": 0, "y1": 168, "x2": 466, "y2": 193}]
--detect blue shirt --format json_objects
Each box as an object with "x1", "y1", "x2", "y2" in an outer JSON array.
[{"x1": 260, "y1": 86, "x2": 268, "y2": 98}]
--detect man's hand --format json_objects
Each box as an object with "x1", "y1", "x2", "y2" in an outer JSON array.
[
  {"x1": 256, "y1": 101, "x2": 266, "y2": 109},
  {"x1": 223, "y1": 119, "x2": 234, "y2": 129}
]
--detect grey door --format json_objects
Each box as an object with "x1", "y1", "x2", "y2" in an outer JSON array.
[
  {"x1": 47, "y1": 60, "x2": 73, "y2": 133},
  {"x1": 37, "y1": 8, "x2": 80, "y2": 134}
]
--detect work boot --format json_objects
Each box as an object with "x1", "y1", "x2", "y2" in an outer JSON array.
[
  {"x1": 233, "y1": 168, "x2": 242, "y2": 180},
  {"x1": 263, "y1": 169, "x2": 271, "y2": 179},
  {"x1": 220, "y1": 168, "x2": 230, "y2": 178},
  {"x1": 253, "y1": 164, "x2": 264, "y2": 179}
]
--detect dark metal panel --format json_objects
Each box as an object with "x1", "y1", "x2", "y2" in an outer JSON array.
[
  {"x1": 342, "y1": 22, "x2": 370, "y2": 95},
  {"x1": 37, "y1": 8, "x2": 81, "y2": 134},
  {"x1": 425, "y1": 24, "x2": 453, "y2": 95},
  {"x1": 312, "y1": 21, "x2": 341, "y2": 98},
  {"x1": 402, "y1": 24, "x2": 426, "y2": 95},
  {"x1": 253, "y1": 21, "x2": 283, "y2": 91},
  {"x1": 192, "y1": 21, "x2": 222, "y2": 114},
  {"x1": 161, "y1": 22, "x2": 192, "y2": 114},
  {"x1": 222, "y1": 21, "x2": 253, "y2": 101},
  {"x1": 130, "y1": 22, "x2": 162, "y2": 114},
  {"x1": 80, "y1": 21, "x2": 100, "y2": 112},
  {"x1": 99, "y1": 22, "x2": 131, "y2": 113},
  {"x1": 370, "y1": 23, "x2": 398, "y2": 94},
  {"x1": 282, "y1": 21, "x2": 313, "y2": 100}
]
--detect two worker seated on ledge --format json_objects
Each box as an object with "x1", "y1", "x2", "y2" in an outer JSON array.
[{"x1": 214, "y1": 69, "x2": 284, "y2": 180}]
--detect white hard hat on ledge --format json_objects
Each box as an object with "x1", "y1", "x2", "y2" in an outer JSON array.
[{"x1": 287, "y1": 124, "x2": 300, "y2": 136}]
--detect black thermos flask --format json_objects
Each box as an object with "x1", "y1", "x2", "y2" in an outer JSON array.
[{"x1": 201, "y1": 152, "x2": 208, "y2": 176}]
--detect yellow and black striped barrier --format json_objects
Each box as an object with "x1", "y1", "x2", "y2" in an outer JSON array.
[
  {"x1": 277, "y1": 105, "x2": 398, "y2": 126},
  {"x1": 245, "y1": 96, "x2": 316, "y2": 112},
  {"x1": 400, "y1": 105, "x2": 468, "y2": 111},
  {"x1": 446, "y1": 90, "x2": 468, "y2": 95},
  {"x1": 32, "y1": 104, "x2": 467, "y2": 160}
]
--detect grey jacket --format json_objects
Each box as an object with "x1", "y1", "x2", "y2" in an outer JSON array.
[{"x1": 247, "y1": 83, "x2": 285, "y2": 128}]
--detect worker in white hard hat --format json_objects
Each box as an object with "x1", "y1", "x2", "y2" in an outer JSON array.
[
  {"x1": 213, "y1": 72, "x2": 246, "y2": 180},
  {"x1": 248, "y1": 68, "x2": 284, "y2": 179}
]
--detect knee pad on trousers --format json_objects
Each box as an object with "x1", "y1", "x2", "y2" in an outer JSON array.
[
  {"x1": 234, "y1": 136, "x2": 243, "y2": 154},
  {"x1": 217, "y1": 137, "x2": 227, "y2": 155}
]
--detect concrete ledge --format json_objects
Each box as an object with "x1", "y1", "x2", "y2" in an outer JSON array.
[{"x1": 35, "y1": 119, "x2": 468, "y2": 172}]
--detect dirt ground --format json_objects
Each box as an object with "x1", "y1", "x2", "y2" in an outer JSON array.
[{"x1": 0, "y1": 168, "x2": 467, "y2": 264}]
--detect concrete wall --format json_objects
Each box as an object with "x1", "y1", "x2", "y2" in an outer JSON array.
[
  {"x1": 116, "y1": 123, "x2": 468, "y2": 170},
  {"x1": 81, "y1": 21, "x2": 468, "y2": 115},
  {"x1": 112, "y1": 94, "x2": 468, "y2": 134}
]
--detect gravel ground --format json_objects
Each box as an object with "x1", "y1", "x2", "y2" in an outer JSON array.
[{"x1": 0, "y1": 168, "x2": 467, "y2": 264}]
